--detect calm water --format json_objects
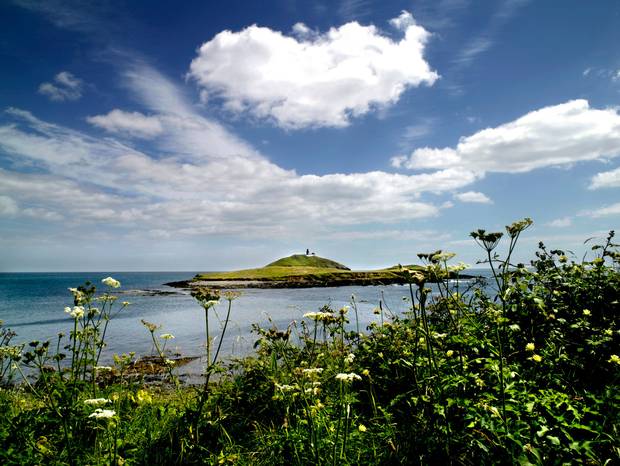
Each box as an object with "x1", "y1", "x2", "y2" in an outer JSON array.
[{"x1": 0, "y1": 271, "x2": 489, "y2": 375}]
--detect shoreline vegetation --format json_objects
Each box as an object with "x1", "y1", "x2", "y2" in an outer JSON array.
[
  {"x1": 1, "y1": 220, "x2": 619, "y2": 465},
  {"x1": 164, "y1": 253, "x2": 477, "y2": 289}
]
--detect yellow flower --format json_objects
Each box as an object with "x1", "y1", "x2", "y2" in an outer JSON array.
[
  {"x1": 525, "y1": 342, "x2": 535, "y2": 352},
  {"x1": 609, "y1": 354, "x2": 620, "y2": 365},
  {"x1": 361, "y1": 369, "x2": 370, "y2": 377},
  {"x1": 136, "y1": 389, "x2": 152, "y2": 404},
  {"x1": 582, "y1": 309, "x2": 591, "y2": 316},
  {"x1": 531, "y1": 354, "x2": 542, "y2": 363},
  {"x1": 446, "y1": 350, "x2": 454, "y2": 358},
  {"x1": 358, "y1": 424, "x2": 367, "y2": 432}
]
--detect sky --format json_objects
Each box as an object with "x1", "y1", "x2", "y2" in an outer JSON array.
[{"x1": 0, "y1": 0, "x2": 619, "y2": 272}]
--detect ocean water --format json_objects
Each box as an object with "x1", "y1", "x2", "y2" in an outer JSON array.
[{"x1": 0, "y1": 271, "x2": 489, "y2": 375}]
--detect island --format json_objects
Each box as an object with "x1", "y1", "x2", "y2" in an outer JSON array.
[{"x1": 165, "y1": 253, "x2": 475, "y2": 289}]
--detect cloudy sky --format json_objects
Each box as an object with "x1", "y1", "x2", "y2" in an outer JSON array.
[{"x1": 1, "y1": 0, "x2": 619, "y2": 271}]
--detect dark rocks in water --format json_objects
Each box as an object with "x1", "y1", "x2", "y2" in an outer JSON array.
[{"x1": 117, "y1": 288, "x2": 184, "y2": 296}]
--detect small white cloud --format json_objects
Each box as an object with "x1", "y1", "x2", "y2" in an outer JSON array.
[
  {"x1": 188, "y1": 11, "x2": 438, "y2": 128},
  {"x1": 547, "y1": 217, "x2": 572, "y2": 228},
  {"x1": 589, "y1": 166, "x2": 620, "y2": 189},
  {"x1": 582, "y1": 67, "x2": 592, "y2": 77},
  {"x1": 454, "y1": 191, "x2": 492, "y2": 204},
  {"x1": 0, "y1": 195, "x2": 18, "y2": 216},
  {"x1": 583, "y1": 202, "x2": 620, "y2": 218},
  {"x1": 87, "y1": 109, "x2": 163, "y2": 139},
  {"x1": 38, "y1": 71, "x2": 83, "y2": 101}
]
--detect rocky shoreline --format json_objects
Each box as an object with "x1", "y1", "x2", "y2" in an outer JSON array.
[{"x1": 164, "y1": 273, "x2": 478, "y2": 290}]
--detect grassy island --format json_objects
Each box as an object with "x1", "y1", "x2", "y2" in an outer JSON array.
[{"x1": 165, "y1": 253, "x2": 443, "y2": 289}]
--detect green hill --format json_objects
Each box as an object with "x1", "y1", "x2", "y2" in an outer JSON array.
[{"x1": 266, "y1": 254, "x2": 350, "y2": 270}]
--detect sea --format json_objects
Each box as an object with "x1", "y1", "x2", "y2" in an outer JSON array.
[{"x1": 0, "y1": 271, "x2": 491, "y2": 377}]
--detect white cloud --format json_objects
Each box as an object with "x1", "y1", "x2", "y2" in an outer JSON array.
[
  {"x1": 583, "y1": 202, "x2": 620, "y2": 218},
  {"x1": 38, "y1": 71, "x2": 83, "y2": 101},
  {"x1": 0, "y1": 195, "x2": 18, "y2": 216},
  {"x1": 394, "y1": 100, "x2": 620, "y2": 174},
  {"x1": 87, "y1": 109, "x2": 163, "y2": 138},
  {"x1": 0, "y1": 66, "x2": 477, "y2": 239},
  {"x1": 589, "y1": 166, "x2": 620, "y2": 189},
  {"x1": 547, "y1": 217, "x2": 572, "y2": 228},
  {"x1": 188, "y1": 11, "x2": 438, "y2": 128},
  {"x1": 454, "y1": 191, "x2": 492, "y2": 204}
]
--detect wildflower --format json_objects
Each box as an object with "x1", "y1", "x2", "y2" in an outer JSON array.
[
  {"x1": 335, "y1": 372, "x2": 362, "y2": 383},
  {"x1": 122, "y1": 301, "x2": 130, "y2": 307},
  {"x1": 164, "y1": 359, "x2": 175, "y2": 366},
  {"x1": 582, "y1": 309, "x2": 591, "y2": 316},
  {"x1": 275, "y1": 383, "x2": 297, "y2": 392},
  {"x1": 432, "y1": 251, "x2": 456, "y2": 262},
  {"x1": 102, "y1": 277, "x2": 121, "y2": 288},
  {"x1": 446, "y1": 350, "x2": 454, "y2": 358},
  {"x1": 160, "y1": 333, "x2": 175, "y2": 340},
  {"x1": 65, "y1": 306, "x2": 85, "y2": 319},
  {"x1": 345, "y1": 353, "x2": 355, "y2": 364},
  {"x1": 223, "y1": 291, "x2": 242, "y2": 301},
  {"x1": 141, "y1": 319, "x2": 159, "y2": 333},
  {"x1": 84, "y1": 398, "x2": 111, "y2": 406},
  {"x1": 358, "y1": 424, "x2": 367, "y2": 432},
  {"x1": 136, "y1": 389, "x2": 152, "y2": 404},
  {"x1": 305, "y1": 387, "x2": 321, "y2": 396},
  {"x1": 448, "y1": 262, "x2": 470, "y2": 273},
  {"x1": 301, "y1": 368, "x2": 323, "y2": 377},
  {"x1": 88, "y1": 408, "x2": 116, "y2": 419},
  {"x1": 191, "y1": 288, "x2": 220, "y2": 309},
  {"x1": 609, "y1": 354, "x2": 620, "y2": 365},
  {"x1": 531, "y1": 354, "x2": 542, "y2": 363},
  {"x1": 361, "y1": 369, "x2": 370, "y2": 377},
  {"x1": 303, "y1": 311, "x2": 335, "y2": 322},
  {"x1": 525, "y1": 342, "x2": 535, "y2": 352},
  {"x1": 68, "y1": 287, "x2": 86, "y2": 304}
]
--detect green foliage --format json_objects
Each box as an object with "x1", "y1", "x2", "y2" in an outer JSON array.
[{"x1": 1, "y1": 223, "x2": 619, "y2": 464}]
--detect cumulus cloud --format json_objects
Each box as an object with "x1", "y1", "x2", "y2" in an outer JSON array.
[
  {"x1": 547, "y1": 217, "x2": 572, "y2": 228},
  {"x1": 393, "y1": 100, "x2": 620, "y2": 174},
  {"x1": 454, "y1": 191, "x2": 492, "y2": 204},
  {"x1": 188, "y1": 11, "x2": 438, "y2": 128},
  {"x1": 0, "y1": 66, "x2": 476, "y2": 239},
  {"x1": 589, "y1": 166, "x2": 620, "y2": 189},
  {"x1": 87, "y1": 109, "x2": 163, "y2": 138},
  {"x1": 583, "y1": 203, "x2": 620, "y2": 218},
  {"x1": 38, "y1": 71, "x2": 83, "y2": 101}
]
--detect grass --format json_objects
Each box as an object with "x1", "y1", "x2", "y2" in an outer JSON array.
[{"x1": 266, "y1": 254, "x2": 350, "y2": 270}]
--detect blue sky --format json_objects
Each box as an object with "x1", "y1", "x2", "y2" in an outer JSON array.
[{"x1": 1, "y1": 0, "x2": 619, "y2": 271}]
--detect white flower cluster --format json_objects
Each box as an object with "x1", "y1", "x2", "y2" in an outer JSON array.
[
  {"x1": 84, "y1": 398, "x2": 111, "y2": 406},
  {"x1": 101, "y1": 276, "x2": 121, "y2": 288},
  {"x1": 303, "y1": 311, "x2": 334, "y2": 322},
  {"x1": 88, "y1": 408, "x2": 116, "y2": 419},
  {"x1": 64, "y1": 306, "x2": 85, "y2": 319},
  {"x1": 160, "y1": 333, "x2": 175, "y2": 340},
  {"x1": 335, "y1": 372, "x2": 362, "y2": 383}
]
